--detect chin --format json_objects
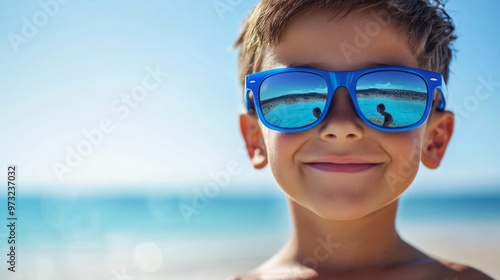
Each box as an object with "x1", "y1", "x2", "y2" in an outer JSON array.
[
  {"x1": 309, "y1": 202, "x2": 376, "y2": 221},
  {"x1": 304, "y1": 191, "x2": 397, "y2": 221}
]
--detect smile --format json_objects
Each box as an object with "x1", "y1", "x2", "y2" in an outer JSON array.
[{"x1": 304, "y1": 162, "x2": 381, "y2": 173}]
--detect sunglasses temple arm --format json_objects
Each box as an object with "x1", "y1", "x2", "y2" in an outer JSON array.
[
  {"x1": 437, "y1": 83, "x2": 448, "y2": 111},
  {"x1": 244, "y1": 88, "x2": 255, "y2": 113},
  {"x1": 438, "y1": 94, "x2": 446, "y2": 111}
]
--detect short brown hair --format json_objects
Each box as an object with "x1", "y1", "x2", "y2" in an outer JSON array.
[{"x1": 234, "y1": 0, "x2": 456, "y2": 86}]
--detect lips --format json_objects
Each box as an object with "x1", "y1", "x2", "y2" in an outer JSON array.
[
  {"x1": 304, "y1": 157, "x2": 381, "y2": 173},
  {"x1": 305, "y1": 162, "x2": 380, "y2": 173}
]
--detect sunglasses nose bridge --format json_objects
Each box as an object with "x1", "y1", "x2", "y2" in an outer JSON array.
[
  {"x1": 325, "y1": 71, "x2": 359, "y2": 116},
  {"x1": 327, "y1": 71, "x2": 351, "y2": 88},
  {"x1": 315, "y1": 85, "x2": 364, "y2": 139},
  {"x1": 327, "y1": 71, "x2": 357, "y2": 100},
  {"x1": 322, "y1": 86, "x2": 360, "y2": 124}
]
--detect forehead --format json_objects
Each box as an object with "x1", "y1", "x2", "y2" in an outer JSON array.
[{"x1": 262, "y1": 9, "x2": 418, "y2": 72}]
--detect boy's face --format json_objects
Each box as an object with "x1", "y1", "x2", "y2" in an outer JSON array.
[{"x1": 240, "y1": 9, "x2": 453, "y2": 220}]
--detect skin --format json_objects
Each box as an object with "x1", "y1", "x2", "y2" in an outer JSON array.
[{"x1": 236, "y1": 8, "x2": 492, "y2": 280}]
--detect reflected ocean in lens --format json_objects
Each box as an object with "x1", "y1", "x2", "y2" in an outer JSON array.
[
  {"x1": 261, "y1": 96, "x2": 426, "y2": 129},
  {"x1": 358, "y1": 97, "x2": 426, "y2": 127},
  {"x1": 263, "y1": 100, "x2": 326, "y2": 128}
]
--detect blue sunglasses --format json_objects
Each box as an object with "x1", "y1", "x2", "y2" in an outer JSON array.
[{"x1": 245, "y1": 66, "x2": 447, "y2": 133}]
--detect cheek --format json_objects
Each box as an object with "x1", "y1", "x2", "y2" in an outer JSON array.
[
  {"x1": 262, "y1": 126, "x2": 297, "y2": 156},
  {"x1": 262, "y1": 130, "x2": 305, "y2": 191},
  {"x1": 264, "y1": 131, "x2": 298, "y2": 171},
  {"x1": 382, "y1": 130, "x2": 425, "y2": 192}
]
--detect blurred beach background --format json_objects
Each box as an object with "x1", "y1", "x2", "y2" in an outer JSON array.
[{"x1": 0, "y1": 0, "x2": 499, "y2": 279}]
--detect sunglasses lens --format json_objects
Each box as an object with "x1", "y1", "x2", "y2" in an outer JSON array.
[
  {"x1": 355, "y1": 71, "x2": 428, "y2": 128},
  {"x1": 259, "y1": 72, "x2": 328, "y2": 129}
]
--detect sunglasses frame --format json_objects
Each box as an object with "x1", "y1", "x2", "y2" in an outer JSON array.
[{"x1": 245, "y1": 65, "x2": 447, "y2": 133}]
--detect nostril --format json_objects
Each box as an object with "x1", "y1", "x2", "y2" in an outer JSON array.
[{"x1": 321, "y1": 131, "x2": 360, "y2": 141}]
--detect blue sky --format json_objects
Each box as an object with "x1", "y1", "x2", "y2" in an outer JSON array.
[
  {"x1": 357, "y1": 71, "x2": 427, "y2": 93},
  {"x1": 260, "y1": 72, "x2": 328, "y2": 99},
  {"x1": 0, "y1": 0, "x2": 499, "y2": 194}
]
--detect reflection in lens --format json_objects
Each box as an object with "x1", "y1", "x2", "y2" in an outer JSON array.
[
  {"x1": 356, "y1": 71, "x2": 428, "y2": 128},
  {"x1": 376, "y1": 103, "x2": 393, "y2": 127},
  {"x1": 312, "y1": 107, "x2": 322, "y2": 119},
  {"x1": 260, "y1": 72, "x2": 328, "y2": 129}
]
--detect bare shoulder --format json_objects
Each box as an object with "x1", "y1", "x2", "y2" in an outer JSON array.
[
  {"x1": 228, "y1": 257, "x2": 494, "y2": 280},
  {"x1": 228, "y1": 266, "x2": 316, "y2": 280},
  {"x1": 438, "y1": 260, "x2": 494, "y2": 280},
  {"x1": 227, "y1": 272, "x2": 246, "y2": 280},
  {"x1": 227, "y1": 271, "x2": 260, "y2": 280}
]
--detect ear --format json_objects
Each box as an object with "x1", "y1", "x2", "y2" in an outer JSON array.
[
  {"x1": 421, "y1": 111, "x2": 454, "y2": 169},
  {"x1": 239, "y1": 113, "x2": 268, "y2": 169}
]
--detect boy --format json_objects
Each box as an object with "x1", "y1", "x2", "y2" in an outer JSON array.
[
  {"x1": 234, "y1": 0, "x2": 493, "y2": 279},
  {"x1": 376, "y1": 104, "x2": 393, "y2": 127}
]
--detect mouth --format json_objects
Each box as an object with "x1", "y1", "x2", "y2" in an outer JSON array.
[{"x1": 304, "y1": 162, "x2": 381, "y2": 173}]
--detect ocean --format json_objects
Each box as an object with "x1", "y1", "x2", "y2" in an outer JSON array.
[{"x1": 1, "y1": 187, "x2": 499, "y2": 279}]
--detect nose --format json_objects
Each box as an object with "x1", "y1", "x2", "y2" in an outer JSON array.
[{"x1": 318, "y1": 88, "x2": 364, "y2": 141}]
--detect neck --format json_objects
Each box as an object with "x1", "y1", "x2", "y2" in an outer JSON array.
[{"x1": 271, "y1": 199, "x2": 421, "y2": 273}]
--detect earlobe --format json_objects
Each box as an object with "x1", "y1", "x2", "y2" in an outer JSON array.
[
  {"x1": 240, "y1": 113, "x2": 268, "y2": 169},
  {"x1": 421, "y1": 111, "x2": 454, "y2": 169}
]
